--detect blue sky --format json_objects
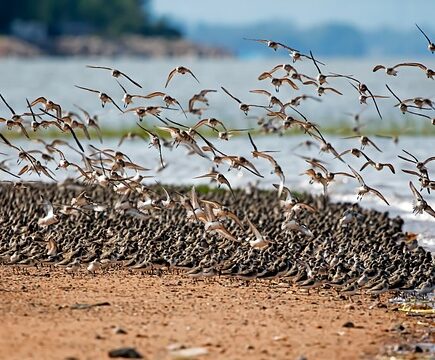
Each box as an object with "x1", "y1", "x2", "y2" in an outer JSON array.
[{"x1": 152, "y1": 0, "x2": 435, "y2": 30}]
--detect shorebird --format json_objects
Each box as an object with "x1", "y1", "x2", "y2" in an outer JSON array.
[
  {"x1": 194, "y1": 171, "x2": 235, "y2": 198},
  {"x1": 415, "y1": 23, "x2": 435, "y2": 54},
  {"x1": 165, "y1": 66, "x2": 200, "y2": 88},
  {"x1": 73, "y1": 104, "x2": 102, "y2": 142},
  {"x1": 221, "y1": 86, "x2": 268, "y2": 115},
  {"x1": 0, "y1": 93, "x2": 38, "y2": 123},
  {"x1": 348, "y1": 82, "x2": 389, "y2": 115},
  {"x1": 309, "y1": 50, "x2": 349, "y2": 85},
  {"x1": 306, "y1": 160, "x2": 355, "y2": 185},
  {"x1": 302, "y1": 80, "x2": 343, "y2": 96},
  {"x1": 143, "y1": 91, "x2": 187, "y2": 118},
  {"x1": 348, "y1": 166, "x2": 390, "y2": 205},
  {"x1": 86, "y1": 65, "x2": 142, "y2": 88},
  {"x1": 87, "y1": 260, "x2": 101, "y2": 273},
  {"x1": 360, "y1": 156, "x2": 395, "y2": 174},
  {"x1": 29, "y1": 96, "x2": 62, "y2": 119},
  {"x1": 398, "y1": 149, "x2": 435, "y2": 179},
  {"x1": 343, "y1": 135, "x2": 383, "y2": 152},
  {"x1": 248, "y1": 133, "x2": 284, "y2": 195},
  {"x1": 249, "y1": 89, "x2": 285, "y2": 110},
  {"x1": 281, "y1": 219, "x2": 314, "y2": 237},
  {"x1": 339, "y1": 208, "x2": 364, "y2": 227},
  {"x1": 246, "y1": 218, "x2": 270, "y2": 249},
  {"x1": 257, "y1": 72, "x2": 299, "y2": 92},
  {"x1": 274, "y1": 184, "x2": 317, "y2": 219},
  {"x1": 38, "y1": 109, "x2": 85, "y2": 152},
  {"x1": 386, "y1": 62, "x2": 435, "y2": 80},
  {"x1": 117, "y1": 132, "x2": 147, "y2": 146},
  {"x1": 191, "y1": 117, "x2": 227, "y2": 132},
  {"x1": 75, "y1": 85, "x2": 124, "y2": 113},
  {"x1": 243, "y1": 38, "x2": 298, "y2": 52},
  {"x1": 116, "y1": 81, "x2": 148, "y2": 108},
  {"x1": 372, "y1": 63, "x2": 405, "y2": 76},
  {"x1": 409, "y1": 181, "x2": 435, "y2": 218},
  {"x1": 137, "y1": 123, "x2": 165, "y2": 167},
  {"x1": 313, "y1": 133, "x2": 345, "y2": 162},
  {"x1": 386, "y1": 84, "x2": 433, "y2": 119},
  {"x1": 202, "y1": 204, "x2": 238, "y2": 242},
  {"x1": 287, "y1": 94, "x2": 321, "y2": 107},
  {"x1": 124, "y1": 106, "x2": 168, "y2": 122},
  {"x1": 268, "y1": 63, "x2": 297, "y2": 76},
  {"x1": 396, "y1": 97, "x2": 434, "y2": 110},
  {"x1": 38, "y1": 197, "x2": 59, "y2": 226},
  {"x1": 200, "y1": 199, "x2": 244, "y2": 228},
  {"x1": 379, "y1": 62, "x2": 434, "y2": 80}
]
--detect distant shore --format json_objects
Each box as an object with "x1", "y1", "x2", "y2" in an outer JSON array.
[{"x1": 0, "y1": 35, "x2": 233, "y2": 58}]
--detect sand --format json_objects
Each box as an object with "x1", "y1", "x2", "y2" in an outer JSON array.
[{"x1": 0, "y1": 266, "x2": 431, "y2": 360}]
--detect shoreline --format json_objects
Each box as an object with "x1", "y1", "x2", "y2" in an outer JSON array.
[{"x1": 0, "y1": 35, "x2": 232, "y2": 58}]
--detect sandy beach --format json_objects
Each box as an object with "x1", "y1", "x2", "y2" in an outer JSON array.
[{"x1": 0, "y1": 267, "x2": 432, "y2": 360}]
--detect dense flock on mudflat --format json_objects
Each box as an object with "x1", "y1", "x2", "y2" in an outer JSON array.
[{"x1": 0, "y1": 25, "x2": 434, "y2": 296}]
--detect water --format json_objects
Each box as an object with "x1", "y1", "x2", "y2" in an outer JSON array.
[
  {"x1": 0, "y1": 56, "x2": 434, "y2": 127},
  {"x1": 0, "y1": 57, "x2": 434, "y2": 251}
]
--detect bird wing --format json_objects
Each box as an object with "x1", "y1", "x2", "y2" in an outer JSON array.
[
  {"x1": 164, "y1": 68, "x2": 178, "y2": 88},
  {"x1": 415, "y1": 23, "x2": 432, "y2": 44},
  {"x1": 359, "y1": 161, "x2": 372, "y2": 172},
  {"x1": 409, "y1": 181, "x2": 423, "y2": 201},
  {"x1": 74, "y1": 85, "x2": 99, "y2": 94},
  {"x1": 185, "y1": 68, "x2": 200, "y2": 83},
  {"x1": 29, "y1": 96, "x2": 48, "y2": 107},
  {"x1": 248, "y1": 132, "x2": 258, "y2": 152},
  {"x1": 221, "y1": 87, "x2": 242, "y2": 104},
  {"x1": 394, "y1": 62, "x2": 427, "y2": 71},
  {"x1": 106, "y1": 95, "x2": 124, "y2": 113},
  {"x1": 282, "y1": 78, "x2": 299, "y2": 90},
  {"x1": 249, "y1": 89, "x2": 272, "y2": 97},
  {"x1": 246, "y1": 218, "x2": 263, "y2": 241},
  {"x1": 86, "y1": 65, "x2": 112, "y2": 71},
  {"x1": 383, "y1": 163, "x2": 395, "y2": 174},
  {"x1": 368, "y1": 186, "x2": 389, "y2": 205},
  {"x1": 0, "y1": 93, "x2": 16, "y2": 115},
  {"x1": 324, "y1": 87, "x2": 343, "y2": 95},
  {"x1": 144, "y1": 91, "x2": 165, "y2": 99},
  {"x1": 372, "y1": 65, "x2": 386, "y2": 72},
  {"x1": 119, "y1": 71, "x2": 142, "y2": 88},
  {"x1": 258, "y1": 72, "x2": 272, "y2": 80},
  {"x1": 348, "y1": 165, "x2": 365, "y2": 186}
]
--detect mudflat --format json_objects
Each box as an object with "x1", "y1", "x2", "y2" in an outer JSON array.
[{"x1": 0, "y1": 267, "x2": 430, "y2": 360}]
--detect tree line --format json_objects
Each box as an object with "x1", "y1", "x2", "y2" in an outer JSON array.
[{"x1": 0, "y1": 0, "x2": 181, "y2": 37}]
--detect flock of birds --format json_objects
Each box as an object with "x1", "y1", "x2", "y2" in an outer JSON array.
[{"x1": 0, "y1": 24, "x2": 434, "y2": 295}]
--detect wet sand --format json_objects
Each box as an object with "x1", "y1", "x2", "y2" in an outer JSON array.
[{"x1": 0, "y1": 267, "x2": 430, "y2": 360}]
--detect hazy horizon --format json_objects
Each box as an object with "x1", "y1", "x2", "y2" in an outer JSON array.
[{"x1": 152, "y1": 0, "x2": 435, "y2": 31}]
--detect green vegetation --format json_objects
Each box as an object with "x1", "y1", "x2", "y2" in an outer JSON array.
[
  {"x1": 0, "y1": 0, "x2": 180, "y2": 37},
  {"x1": 2, "y1": 118, "x2": 435, "y2": 143}
]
